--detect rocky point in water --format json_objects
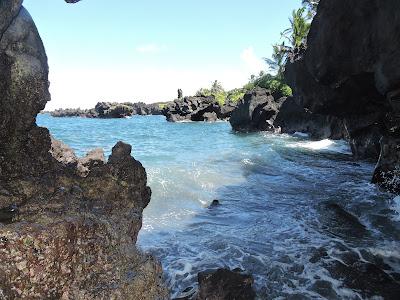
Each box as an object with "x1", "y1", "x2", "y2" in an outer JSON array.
[
  {"x1": 51, "y1": 101, "x2": 164, "y2": 118},
  {"x1": 0, "y1": 0, "x2": 167, "y2": 298},
  {"x1": 230, "y1": 0, "x2": 400, "y2": 195},
  {"x1": 163, "y1": 95, "x2": 236, "y2": 122}
]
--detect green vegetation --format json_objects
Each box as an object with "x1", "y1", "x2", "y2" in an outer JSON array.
[
  {"x1": 244, "y1": 72, "x2": 292, "y2": 97},
  {"x1": 158, "y1": 102, "x2": 168, "y2": 109},
  {"x1": 193, "y1": 1, "x2": 316, "y2": 104},
  {"x1": 281, "y1": 7, "x2": 311, "y2": 52},
  {"x1": 195, "y1": 80, "x2": 228, "y2": 105}
]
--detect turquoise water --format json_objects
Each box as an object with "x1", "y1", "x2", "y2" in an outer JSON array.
[{"x1": 37, "y1": 114, "x2": 400, "y2": 299}]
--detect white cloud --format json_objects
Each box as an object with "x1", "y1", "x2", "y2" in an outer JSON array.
[
  {"x1": 135, "y1": 43, "x2": 168, "y2": 54},
  {"x1": 44, "y1": 47, "x2": 267, "y2": 110},
  {"x1": 240, "y1": 46, "x2": 266, "y2": 75}
]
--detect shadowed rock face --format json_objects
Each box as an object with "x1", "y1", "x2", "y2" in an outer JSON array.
[
  {"x1": 0, "y1": 1, "x2": 167, "y2": 298},
  {"x1": 283, "y1": 0, "x2": 400, "y2": 193}
]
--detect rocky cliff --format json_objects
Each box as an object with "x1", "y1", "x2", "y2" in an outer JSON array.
[
  {"x1": 0, "y1": 0, "x2": 167, "y2": 298},
  {"x1": 231, "y1": 0, "x2": 400, "y2": 194},
  {"x1": 286, "y1": 0, "x2": 400, "y2": 193}
]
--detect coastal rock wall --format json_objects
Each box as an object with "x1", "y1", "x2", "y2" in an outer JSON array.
[
  {"x1": 0, "y1": 1, "x2": 167, "y2": 298},
  {"x1": 284, "y1": 0, "x2": 400, "y2": 193}
]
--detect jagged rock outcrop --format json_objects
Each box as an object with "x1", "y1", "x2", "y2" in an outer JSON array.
[
  {"x1": 196, "y1": 268, "x2": 256, "y2": 300},
  {"x1": 230, "y1": 88, "x2": 281, "y2": 132},
  {"x1": 229, "y1": 87, "x2": 345, "y2": 139},
  {"x1": 51, "y1": 101, "x2": 164, "y2": 118},
  {"x1": 261, "y1": 0, "x2": 400, "y2": 193},
  {"x1": 219, "y1": 0, "x2": 400, "y2": 192},
  {"x1": 163, "y1": 95, "x2": 236, "y2": 122},
  {"x1": 0, "y1": 0, "x2": 167, "y2": 298}
]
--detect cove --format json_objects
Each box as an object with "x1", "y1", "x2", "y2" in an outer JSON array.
[{"x1": 37, "y1": 114, "x2": 400, "y2": 299}]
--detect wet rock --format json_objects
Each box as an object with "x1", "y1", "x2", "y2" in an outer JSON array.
[
  {"x1": 208, "y1": 200, "x2": 220, "y2": 209},
  {"x1": 0, "y1": 1, "x2": 167, "y2": 298},
  {"x1": 372, "y1": 136, "x2": 400, "y2": 194},
  {"x1": 309, "y1": 247, "x2": 328, "y2": 264},
  {"x1": 327, "y1": 260, "x2": 400, "y2": 299},
  {"x1": 309, "y1": 280, "x2": 339, "y2": 300},
  {"x1": 283, "y1": 0, "x2": 400, "y2": 192},
  {"x1": 320, "y1": 203, "x2": 367, "y2": 239},
  {"x1": 197, "y1": 268, "x2": 256, "y2": 300},
  {"x1": 173, "y1": 286, "x2": 196, "y2": 300}
]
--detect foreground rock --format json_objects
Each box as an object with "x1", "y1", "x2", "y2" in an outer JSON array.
[
  {"x1": 163, "y1": 95, "x2": 236, "y2": 122},
  {"x1": 51, "y1": 101, "x2": 165, "y2": 118},
  {"x1": 197, "y1": 268, "x2": 256, "y2": 300},
  {"x1": 0, "y1": 1, "x2": 167, "y2": 298}
]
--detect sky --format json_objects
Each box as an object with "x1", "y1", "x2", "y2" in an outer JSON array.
[{"x1": 24, "y1": 0, "x2": 299, "y2": 110}]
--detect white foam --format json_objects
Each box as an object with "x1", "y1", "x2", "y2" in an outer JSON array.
[
  {"x1": 290, "y1": 139, "x2": 352, "y2": 154},
  {"x1": 293, "y1": 132, "x2": 309, "y2": 138},
  {"x1": 392, "y1": 196, "x2": 400, "y2": 222}
]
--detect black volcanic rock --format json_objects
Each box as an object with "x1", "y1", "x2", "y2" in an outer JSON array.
[
  {"x1": 163, "y1": 95, "x2": 236, "y2": 122},
  {"x1": 197, "y1": 268, "x2": 256, "y2": 300},
  {"x1": 230, "y1": 88, "x2": 278, "y2": 132},
  {"x1": 282, "y1": 0, "x2": 400, "y2": 193},
  {"x1": 51, "y1": 101, "x2": 165, "y2": 118},
  {"x1": 0, "y1": 1, "x2": 167, "y2": 298},
  {"x1": 229, "y1": 88, "x2": 343, "y2": 138}
]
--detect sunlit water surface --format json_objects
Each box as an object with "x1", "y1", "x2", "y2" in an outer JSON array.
[{"x1": 37, "y1": 114, "x2": 400, "y2": 299}]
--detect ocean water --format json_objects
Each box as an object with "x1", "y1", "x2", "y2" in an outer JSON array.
[{"x1": 37, "y1": 114, "x2": 400, "y2": 299}]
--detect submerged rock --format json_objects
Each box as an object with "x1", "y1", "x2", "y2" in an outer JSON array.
[
  {"x1": 0, "y1": 0, "x2": 167, "y2": 298},
  {"x1": 327, "y1": 260, "x2": 400, "y2": 299},
  {"x1": 197, "y1": 268, "x2": 256, "y2": 300},
  {"x1": 319, "y1": 202, "x2": 368, "y2": 240},
  {"x1": 208, "y1": 199, "x2": 220, "y2": 208}
]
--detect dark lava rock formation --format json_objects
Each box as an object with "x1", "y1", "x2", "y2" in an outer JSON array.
[
  {"x1": 51, "y1": 101, "x2": 164, "y2": 118},
  {"x1": 286, "y1": 0, "x2": 400, "y2": 193},
  {"x1": 231, "y1": 0, "x2": 400, "y2": 194},
  {"x1": 163, "y1": 95, "x2": 236, "y2": 122},
  {"x1": 197, "y1": 268, "x2": 256, "y2": 300},
  {"x1": 0, "y1": 0, "x2": 167, "y2": 298},
  {"x1": 230, "y1": 88, "x2": 284, "y2": 132}
]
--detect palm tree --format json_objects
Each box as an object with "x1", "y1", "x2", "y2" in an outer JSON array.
[
  {"x1": 264, "y1": 43, "x2": 289, "y2": 80},
  {"x1": 281, "y1": 7, "x2": 311, "y2": 51}
]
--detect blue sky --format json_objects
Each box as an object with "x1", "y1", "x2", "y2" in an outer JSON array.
[{"x1": 24, "y1": 0, "x2": 300, "y2": 109}]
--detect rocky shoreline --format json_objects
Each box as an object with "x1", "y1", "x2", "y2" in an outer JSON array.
[
  {"x1": 229, "y1": 0, "x2": 400, "y2": 195},
  {"x1": 51, "y1": 101, "x2": 164, "y2": 118},
  {"x1": 163, "y1": 95, "x2": 236, "y2": 122},
  {"x1": 50, "y1": 95, "x2": 237, "y2": 122},
  {"x1": 1, "y1": 0, "x2": 400, "y2": 298}
]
